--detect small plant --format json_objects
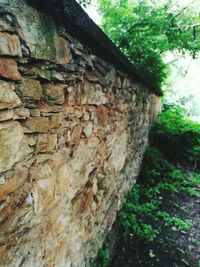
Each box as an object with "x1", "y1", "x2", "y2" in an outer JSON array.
[
  {"x1": 157, "y1": 211, "x2": 192, "y2": 231},
  {"x1": 185, "y1": 187, "x2": 198, "y2": 197}
]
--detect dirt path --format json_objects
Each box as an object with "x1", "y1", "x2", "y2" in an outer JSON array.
[{"x1": 108, "y1": 184, "x2": 200, "y2": 267}]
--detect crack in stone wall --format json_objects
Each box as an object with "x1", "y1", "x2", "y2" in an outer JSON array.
[{"x1": 0, "y1": 2, "x2": 161, "y2": 267}]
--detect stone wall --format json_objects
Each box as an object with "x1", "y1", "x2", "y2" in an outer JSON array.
[{"x1": 0, "y1": 2, "x2": 161, "y2": 267}]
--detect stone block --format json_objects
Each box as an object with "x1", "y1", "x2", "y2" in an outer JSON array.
[
  {"x1": 36, "y1": 133, "x2": 57, "y2": 153},
  {"x1": 28, "y1": 66, "x2": 52, "y2": 81},
  {"x1": 20, "y1": 78, "x2": 42, "y2": 101},
  {"x1": 16, "y1": 5, "x2": 56, "y2": 60},
  {"x1": 42, "y1": 83, "x2": 65, "y2": 104},
  {"x1": 64, "y1": 105, "x2": 74, "y2": 115},
  {"x1": 56, "y1": 162, "x2": 73, "y2": 196},
  {"x1": 0, "y1": 109, "x2": 14, "y2": 121},
  {"x1": 30, "y1": 109, "x2": 40, "y2": 117},
  {"x1": 0, "y1": 15, "x2": 15, "y2": 32},
  {"x1": 96, "y1": 105, "x2": 110, "y2": 126},
  {"x1": 0, "y1": 58, "x2": 21, "y2": 81},
  {"x1": 71, "y1": 183, "x2": 94, "y2": 216},
  {"x1": 71, "y1": 125, "x2": 82, "y2": 143},
  {"x1": 55, "y1": 35, "x2": 71, "y2": 65},
  {"x1": 0, "y1": 176, "x2": 5, "y2": 185},
  {"x1": 37, "y1": 103, "x2": 64, "y2": 114},
  {"x1": 0, "y1": 81, "x2": 21, "y2": 110},
  {"x1": 70, "y1": 152, "x2": 98, "y2": 195},
  {"x1": 0, "y1": 32, "x2": 22, "y2": 56},
  {"x1": 0, "y1": 168, "x2": 28, "y2": 200},
  {"x1": 67, "y1": 91, "x2": 77, "y2": 105},
  {"x1": 74, "y1": 108, "x2": 83, "y2": 119},
  {"x1": 80, "y1": 81, "x2": 108, "y2": 105},
  {"x1": 83, "y1": 122, "x2": 93, "y2": 138},
  {"x1": 22, "y1": 117, "x2": 49, "y2": 133},
  {"x1": 0, "y1": 121, "x2": 31, "y2": 173},
  {"x1": 83, "y1": 111, "x2": 90, "y2": 121},
  {"x1": 14, "y1": 107, "x2": 30, "y2": 120},
  {"x1": 29, "y1": 162, "x2": 54, "y2": 182},
  {"x1": 49, "y1": 113, "x2": 63, "y2": 128},
  {"x1": 106, "y1": 132, "x2": 128, "y2": 173}
]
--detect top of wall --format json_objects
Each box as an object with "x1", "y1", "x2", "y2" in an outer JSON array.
[
  {"x1": 0, "y1": 0, "x2": 159, "y2": 95},
  {"x1": 30, "y1": 0, "x2": 161, "y2": 94}
]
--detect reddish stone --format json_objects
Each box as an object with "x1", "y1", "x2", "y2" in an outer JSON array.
[
  {"x1": 96, "y1": 105, "x2": 110, "y2": 126},
  {"x1": 0, "y1": 58, "x2": 21, "y2": 81},
  {"x1": 0, "y1": 81, "x2": 21, "y2": 110},
  {"x1": 0, "y1": 247, "x2": 8, "y2": 265},
  {"x1": 82, "y1": 184, "x2": 93, "y2": 211}
]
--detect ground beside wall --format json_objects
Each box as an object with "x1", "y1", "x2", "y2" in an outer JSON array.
[{"x1": 0, "y1": 1, "x2": 161, "y2": 266}]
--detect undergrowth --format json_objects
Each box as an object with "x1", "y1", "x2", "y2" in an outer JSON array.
[
  {"x1": 118, "y1": 158, "x2": 197, "y2": 242},
  {"x1": 151, "y1": 108, "x2": 200, "y2": 167},
  {"x1": 118, "y1": 109, "x2": 200, "y2": 243}
]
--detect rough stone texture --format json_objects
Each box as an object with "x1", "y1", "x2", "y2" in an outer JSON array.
[
  {"x1": 0, "y1": 15, "x2": 15, "y2": 32},
  {"x1": 0, "y1": 109, "x2": 14, "y2": 121},
  {"x1": 0, "y1": 2, "x2": 161, "y2": 267},
  {"x1": 22, "y1": 117, "x2": 50, "y2": 133},
  {"x1": 0, "y1": 58, "x2": 21, "y2": 81},
  {"x1": 12, "y1": 2, "x2": 56, "y2": 60},
  {"x1": 0, "y1": 121, "x2": 32, "y2": 173},
  {"x1": 42, "y1": 83, "x2": 66, "y2": 104},
  {"x1": 0, "y1": 32, "x2": 22, "y2": 57},
  {"x1": 20, "y1": 78, "x2": 43, "y2": 102},
  {"x1": 55, "y1": 35, "x2": 72, "y2": 65},
  {"x1": 0, "y1": 81, "x2": 21, "y2": 109}
]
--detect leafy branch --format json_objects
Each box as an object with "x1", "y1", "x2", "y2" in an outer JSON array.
[{"x1": 97, "y1": 0, "x2": 200, "y2": 94}]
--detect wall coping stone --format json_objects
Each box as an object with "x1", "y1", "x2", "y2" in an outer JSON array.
[{"x1": 23, "y1": 0, "x2": 160, "y2": 95}]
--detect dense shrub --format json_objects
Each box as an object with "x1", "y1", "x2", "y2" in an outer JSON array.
[
  {"x1": 139, "y1": 147, "x2": 175, "y2": 184},
  {"x1": 151, "y1": 109, "x2": 200, "y2": 167}
]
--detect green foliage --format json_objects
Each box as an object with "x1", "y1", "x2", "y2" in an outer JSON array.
[
  {"x1": 185, "y1": 187, "x2": 198, "y2": 197},
  {"x1": 118, "y1": 185, "x2": 160, "y2": 241},
  {"x1": 97, "y1": 0, "x2": 200, "y2": 94},
  {"x1": 139, "y1": 147, "x2": 175, "y2": 183},
  {"x1": 76, "y1": 0, "x2": 91, "y2": 7},
  {"x1": 157, "y1": 211, "x2": 192, "y2": 230},
  {"x1": 93, "y1": 244, "x2": 110, "y2": 267},
  {"x1": 117, "y1": 109, "x2": 200, "y2": 242},
  {"x1": 151, "y1": 109, "x2": 200, "y2": 167},
  {"x1": 118, "y1": 147, "x2": 197, "y2": 242}
]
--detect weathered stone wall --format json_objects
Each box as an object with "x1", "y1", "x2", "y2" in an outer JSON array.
[{"x1": 0, "y1": 2, "x2": 161, "y2": 267}]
